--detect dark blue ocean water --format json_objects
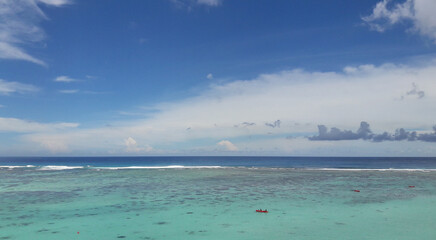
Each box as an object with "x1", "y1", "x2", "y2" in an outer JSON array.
[{"x1": 1, "y1": 156, "x2": 436, "y2": 169}]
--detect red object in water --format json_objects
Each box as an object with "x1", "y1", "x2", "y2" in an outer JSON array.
[
  {"x1": 77, "y1": 232, "x2": 80, "y2": 234},
  {"x1": 256, "y1": 210, "x2": 268, "y2": 213},
  {"x1": 409, "y1": 186, "x2": 415, "y2": 188},
  {"x1": 353, "y1": 190, "x2": 360, "y2": 192}
]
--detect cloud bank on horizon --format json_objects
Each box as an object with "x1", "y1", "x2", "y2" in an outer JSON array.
[
  {"x1": 1, "y1": 0, "x2": 436, "y2": 156},
  {"x1": 14, "y1": 61, "x2": 436, "y2": 155},
  {"x1": 310, "y1": 121, "x2": 436, "y2": 142}
]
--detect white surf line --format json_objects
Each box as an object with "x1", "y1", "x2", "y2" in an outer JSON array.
[
  {"x1": 0, "y1": 165, "x2": 36, "y2": 169},
  {"x1": 38, "y1": 165, "x2": 85, "y2": 170},
  {"x1": 92, "y1": 165, "x2": 225, "y2": 170}
]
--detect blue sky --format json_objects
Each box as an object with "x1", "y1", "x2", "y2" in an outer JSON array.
[{"x1": 1, "y1": 0, "x2": 436, "y2": 156}]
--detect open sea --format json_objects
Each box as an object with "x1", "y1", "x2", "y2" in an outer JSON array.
[{"x1": 1, "y1": 156, "x2": 436, "y2": 240}]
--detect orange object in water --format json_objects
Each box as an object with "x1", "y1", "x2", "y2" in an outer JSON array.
[
  {"x1": 256, "y1": 210, "x2": 268, "y2": 213},
  {"x1": 353, "y1": 190, "x2": 360, "y2": 192}
]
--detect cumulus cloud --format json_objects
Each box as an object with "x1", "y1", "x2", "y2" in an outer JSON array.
[
  {"x1": 362, "y1": 0, "x2": 414, "y2": 32},
  {"x1": 417, "y1": 126, "x2": 436, "y2": 142},
  {"x1": 234, "y1": 122, "x2": 256, "y2": 128},
  {"x1": 363, "y1": 0, "x2": 436, "y2": 42},
  {"x1": 265, "y1": 120, "x2": 281, "y2": 128},
  {"x1": 242, "y1": 122, "x2": 255, "y2": 127},
  {"x1": 125, "y1": 136, "x2": 153, "y2": 153},
  {"x1": 0, "y1": 79, "x2": 38, "y2": 95},
  {"x1": 0, "y1": 0, "x2": 71, "y2": 65},
  {"x1": 405, "y1": 82, "x2": 425, "y2": 99},
  {"x1": 371, "y1": 128, "x2": 418, "y2": 141},
  {"x1": 309, "y1": 122, "x2": 373, "y2": 141},
  {"x1": 370, "y1": 127, "x2": 436, "y2": 142},
  {"x1": 217, "y1": 140, "x2": 238, "y2": 151},
  {"x1": 54, "y1": 76, "x2": 78, "y2": 82},
  {"x1": 125, "y1": 137, "x2": 139, "y2": 152},
  {"x1": 37, "y1": 135, "x2": 70, "y2": 153},
  {"x1": 310, "y1": 121, "x2": 436, "y2": 142}
]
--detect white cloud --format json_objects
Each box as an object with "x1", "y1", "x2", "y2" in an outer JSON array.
[
  {"x1": 54, "y1": 76, "x2": 78, "y2": 82},
  {"x1": 197, "y1": 0, "x2": 221, "y2": 7},
  {"x1": 217, "y1": 140, "x2": 238, "y2": 151},
  {"x1": 125, "y1": 136, "x2": 153, "y2": 153},
  {"x1": 363, "y1": 0, "x2": 436, "y2": 42},
  {"x1": 37, "y1": 135, "x2": 70, "y2": 153},
  {"x1": 12, "y1": 59, "x2": 436, "y2": 155},
  {"x1": 0, "y1": 79, "x2": 38, "y2": 95},
  {"x1": 37, "y1": 0, "x2": 71, "y2": 6},
  {"x1": 0, "y1": 117, "x2": 78, "y2": 133},
  {"x1": 125, "y1": 136, "x2": 139, "y2": 152},
  {"x1": 1, "y1": 117, "x2": 78, "y2": 154},
  {"x1": 59, "y1": 89, "x2": 79, "y2": 94},
  {"x1": 207, "y1": 73, "x2": 213, "y2": 79},
  {"x1": 171, "y1": 0, "x2": 221, "y2": 9},
  {"x1": 0, "y1": 42, "x2": 46, "y2": 66},
  {"x1": 0, "y1": 0, "x2": 71, "y2": 65},
  {"x1": 403, "y1": 82, "x2": 425, "y2": 99}
]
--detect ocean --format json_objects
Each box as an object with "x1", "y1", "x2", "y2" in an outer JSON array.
[{"x1": 1, "y1": 157, "x2": 436, "y2": 240}]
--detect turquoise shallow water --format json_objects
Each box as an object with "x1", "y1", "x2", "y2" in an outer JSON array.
[{"x1": 1, "y1": 167, "x2": 436, "y2": 240}]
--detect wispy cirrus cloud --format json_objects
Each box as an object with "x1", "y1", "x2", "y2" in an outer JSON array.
[
  {"x1": 170, "y1": 0, "x2": 222, "y2": 9},
  {"x1": 58, "y1": 89, "x2": 79, "y2": 94},
  {"x1": 0, "y1": 0, "x2": 71, "y2": 66},
  {"x1": 363, "y1": 0, "x2": 436, "y2": 43},
  {"x1": 54, "y1": 75, "x2": 105, "y2": 94},
  {"x1": 54, "y1": 75, "x2": 78, "y2": 82},
  {"x1": 196, "y1": 0, "x2": 221, "y2": 7},
  {"x1": 0, "y1": 78, "x2": 38, "y2": 95},
  {"x1": 0, "y1": 117, "x2": 77, "y2": 153},
  {"x1": 37, "y1": 0, "x2": 70, "y2": 6},
  {"x1": 0, "y1": 117, "x2": 78, "y2": 133}
]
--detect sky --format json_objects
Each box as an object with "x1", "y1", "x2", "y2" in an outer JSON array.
[{"x1": 1, "y1": 0, "x2": 436, "y2": 156}]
